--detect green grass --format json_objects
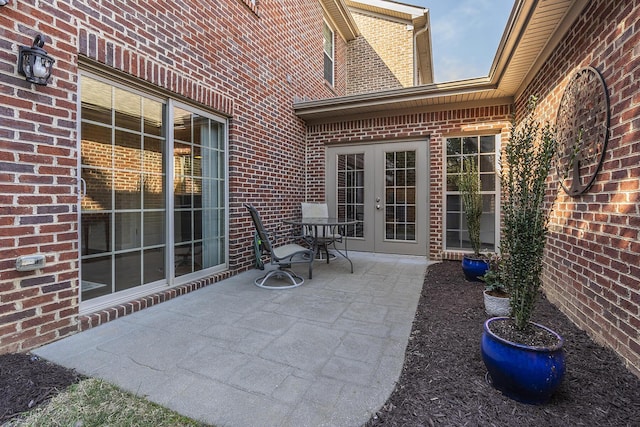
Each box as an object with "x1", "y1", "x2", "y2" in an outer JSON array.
[{"x1": 6, "y1": 378, "x2": 211, "y2": 427}]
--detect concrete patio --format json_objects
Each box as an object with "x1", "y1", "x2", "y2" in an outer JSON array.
[{"x1": 34, "y1": 252, "x2": 430, "y2": 427}]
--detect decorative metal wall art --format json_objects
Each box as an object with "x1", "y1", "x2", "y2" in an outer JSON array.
[{"x1": 555, "y1": 66, "x2": 610, "y2": 197}]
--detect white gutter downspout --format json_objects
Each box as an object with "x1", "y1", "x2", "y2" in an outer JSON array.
[{"x1": 413, "y1": 21, "x2": 428, "y2": 85}]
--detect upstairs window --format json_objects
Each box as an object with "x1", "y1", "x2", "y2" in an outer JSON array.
[{"x1": 323, "y1": 21, "x2": 334, "y2": 85}]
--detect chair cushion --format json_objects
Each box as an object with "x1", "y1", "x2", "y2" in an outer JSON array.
[{"x1": 273, "y1": 243, "x2": 310, "y2": 260}]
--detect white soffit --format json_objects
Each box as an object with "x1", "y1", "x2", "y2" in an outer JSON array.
[
  {"x1": 346, "y1": 0, "x2": 426, "y2": 20},
  {"x1": 320, "y1": 0, "x2": 359, "y2": 40}
]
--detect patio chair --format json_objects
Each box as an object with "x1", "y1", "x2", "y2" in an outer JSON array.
[
  {"x1": 301, "y1": 202, "x2": 343, "y2": 262},
  {"x1": 245, "y1": 203, "x2": 313, "y2": 289}
]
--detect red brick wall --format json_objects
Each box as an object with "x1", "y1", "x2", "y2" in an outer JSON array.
[
  {"x1": 0, "y1": 1, "x2": 79, "y2": 353},
  {"x1": 306, "y1": 106, "x2": 512, "y2": 260},
  {"x1": 516, "y1": 0, "x2": 640, "y2": 376},
  {"x1": 0, "y1": 0, "x2": 347, "y2": 353}
]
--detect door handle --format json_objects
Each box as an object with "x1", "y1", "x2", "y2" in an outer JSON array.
[
  {"x1": 79, "y1": 177, "x2": 86, "y2": 198},
  {"x1": 376, "y1": 204, "x2": 381, "y2": 210}
]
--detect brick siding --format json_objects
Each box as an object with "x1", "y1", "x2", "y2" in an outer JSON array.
[
  {"x1": 0, "y1": 0, "x2": 347, "y2": 354},
  {"x1": 306, "y1": 106, "x2": 512, "y2": 260},
  {"x1": 347, "y1": 11, "x2": 414, "y2": 94},
  {"x1": 515, "y1": 0, "x2": 640, "y2": 377}
]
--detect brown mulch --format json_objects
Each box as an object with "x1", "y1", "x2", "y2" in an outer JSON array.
[
  {"x1": 2, "y1": 261, "x2": 639, "y2": 426},
  {"x1": 365, "y1": 260, "x2": 640, "y2": 426},
  {"x1": 0, "y1": 353, "x2": 83, "y2": 424}
]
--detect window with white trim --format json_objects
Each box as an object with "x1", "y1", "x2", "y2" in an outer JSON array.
[
  {"x1": 445, "y1": 135, "x2": 500, "y2": 252},
  {"x1": 323, "y1": 21, "x2": 334, "y2": 85}
]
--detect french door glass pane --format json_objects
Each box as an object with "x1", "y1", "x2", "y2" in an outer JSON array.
[
  {"x1": 384, "y1": 150, "x2": 416, "y2": 241},
  {"x1": 337, "y1": 153, "x2": 364, "y2": 238}
]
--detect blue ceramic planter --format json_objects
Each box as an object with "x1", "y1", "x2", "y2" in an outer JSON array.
[
  {"x1": 481, "y1": 317, "x2": 565, "y2": 404},
  {"x1": 461, "y1": 256, "x2": 489, "y2": 281}
]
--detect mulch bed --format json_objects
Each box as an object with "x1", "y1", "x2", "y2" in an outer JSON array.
[
  {"x1": 365, "y1": 260, "x2": 640, "y2": 426},
  {"x1": 0, "y1": 353, "x2": 83, "y2": 424},
  {"x1": 2, "y1": 261, "x2": 639, "y2": 426}
]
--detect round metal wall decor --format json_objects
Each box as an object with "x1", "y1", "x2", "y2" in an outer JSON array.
[{"x1": 555, "y1": 66, "x2": 610, "y2": 196}]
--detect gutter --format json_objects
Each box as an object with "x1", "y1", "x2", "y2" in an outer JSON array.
[{"x1": 294, "y1": 76, "x2": 496, "y2": 115}]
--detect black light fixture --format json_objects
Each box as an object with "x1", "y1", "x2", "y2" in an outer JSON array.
[{"x1": 18, "y1": 33, "x2": 55, "y2": 86}]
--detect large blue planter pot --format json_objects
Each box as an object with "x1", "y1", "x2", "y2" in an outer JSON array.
[
  {"x1": 461, "y1": 256, "x2": 489, "y2": 281},
  {"x1": 481, "y1": 317, "x2": 565, "y2": 404}
]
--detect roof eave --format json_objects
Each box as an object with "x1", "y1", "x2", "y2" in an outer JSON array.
[
  {"x1": 299, "y1": 0, "x2": 588, "y2": 124},
  {"x1": 321, "y1": 0, "x2": 360, "y2": 41},
  {"x1": 294, "y1": 78, "x2": 500, "y2": 122}
]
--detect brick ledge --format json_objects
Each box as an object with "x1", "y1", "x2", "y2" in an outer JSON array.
[{"x1": 78, "y1": 270, "x2": 235, "y2": 331}]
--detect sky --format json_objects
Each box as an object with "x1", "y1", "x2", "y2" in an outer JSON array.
[{"x1": 411, "y1": 0, "x2": 515, "y2": 83}]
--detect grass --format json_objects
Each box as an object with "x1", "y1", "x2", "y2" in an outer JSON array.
[{"x1": 6, "y1": 378, "x2": 211, "y2": 427}]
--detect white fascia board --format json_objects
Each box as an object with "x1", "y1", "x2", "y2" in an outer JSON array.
[{"x1": 350, "y1": 0, "x2": 426, "y2": 18}]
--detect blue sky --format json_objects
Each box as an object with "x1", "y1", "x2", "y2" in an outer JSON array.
[{"x1": 412, "y1": 0, "x2": 515, "y2": 82}]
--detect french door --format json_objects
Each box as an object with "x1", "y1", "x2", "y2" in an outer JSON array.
[{"x1": 325, "y1": 141, "x2": 428, "y2": 256}]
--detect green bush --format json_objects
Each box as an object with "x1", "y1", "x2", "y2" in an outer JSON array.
[
  {"x1": 458, "y1": 156, "x2": 483, "y2": 257},
  {"x1": 501, "y1": 96, "x2": 557, "y2": 330}
]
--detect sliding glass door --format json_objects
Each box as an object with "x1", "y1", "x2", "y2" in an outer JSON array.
[{"x1": 79, "y1": 74, "x2": 227, "y2": 310}]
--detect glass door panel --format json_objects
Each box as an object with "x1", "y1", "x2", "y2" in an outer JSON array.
[
  {"x1": 336, "y1": 153, "x2": 365, "y2": 238},
  {"x1": 172, "y1": 107, "x2": 226, "y2": 277},
  {"x1": 80, "y1": 76, "x2": 166, "y2": 303},
  {"x1": 384, "y1": 150, "x2": 417, "y2": 241},
  {"x1": 80, "y1": 75, "x2": 228, "y2": 309}
]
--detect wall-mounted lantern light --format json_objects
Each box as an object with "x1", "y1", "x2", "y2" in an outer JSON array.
[{"x1": 18, "y1": 33, "x2": 55, "y2": 86}]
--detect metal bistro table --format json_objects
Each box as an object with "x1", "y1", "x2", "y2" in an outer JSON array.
[{"x1": 284, "y1": 217, "x2": 357, "y2": 273}]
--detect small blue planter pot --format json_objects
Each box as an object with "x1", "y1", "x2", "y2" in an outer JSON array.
[
  {"x1": 461, "y1": 256, "x2": 489, "y2": 281},
  {"x1": 481, "y1": 317, "x2": 565, "y2": 404}
]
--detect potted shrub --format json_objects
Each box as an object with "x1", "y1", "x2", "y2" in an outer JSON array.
[
  {"x1": 481, "y1": 255, "x2": 510, "y2": 317},
  {"x1": 480, "y1": 96, "x2": 565, "y2": 404},
  {"x1": 458, "y1": 156, "x2": 489, "y2": 281}
]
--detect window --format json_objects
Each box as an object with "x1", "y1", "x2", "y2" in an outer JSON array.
[
  {"x1": 79, "y1": 74, "x2": 227, "y2": 310},
  {"x1": 445, "y1": 135, "x2": 499, "y2": 252},
  {"x1": 323, "y1": 21, "x2": 334, "y2": 85}
]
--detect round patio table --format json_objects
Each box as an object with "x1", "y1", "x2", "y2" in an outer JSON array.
[{"x1": 283, "y1": 217, "x2": 357, "y2": 273}]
